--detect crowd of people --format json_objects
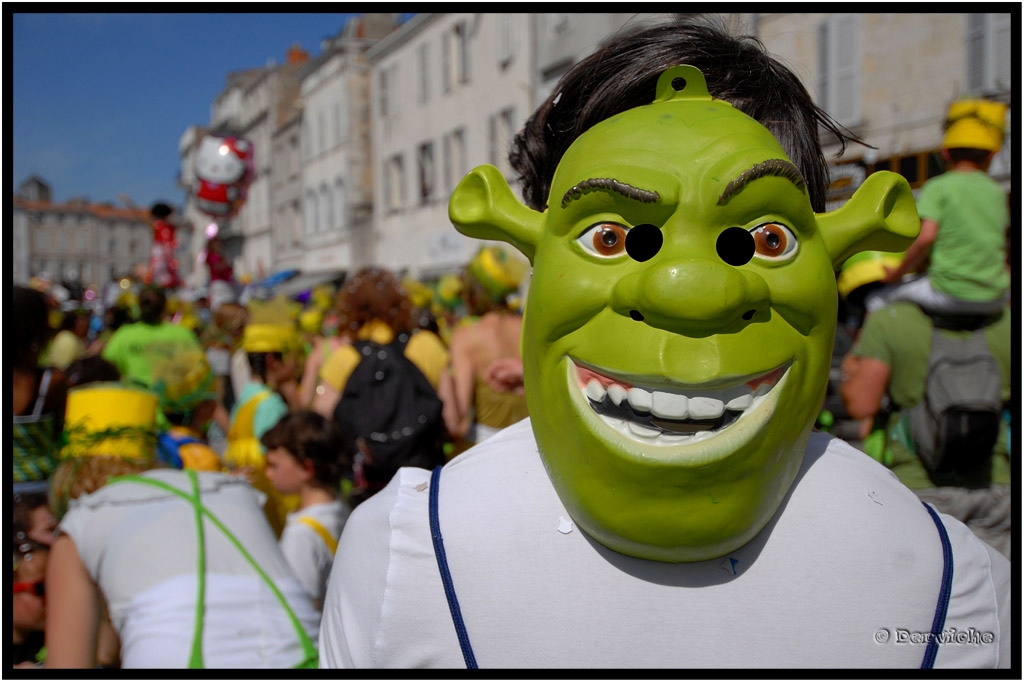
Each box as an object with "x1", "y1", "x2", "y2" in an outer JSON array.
[
  {"x1": 12, "y1": 16, "x2": 1010, "y2": 670},
  {"x1": 12, "y1": 239, "x2": 530, "y2": 668}
]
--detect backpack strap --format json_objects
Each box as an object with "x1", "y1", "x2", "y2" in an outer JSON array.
[
  {"x1": 297, "y1": 516, "x2": 338, "y2": 555},
  {"x1": 106, "y1": 471, "x2": 319, "y2": 668},
  {"x1": 32, "y1": 369, "x2": 52, "y2": 417},
  {"x1": 429, "y1": 465, "x2": 478, "y2": 669},
  {"x1": 919, "y1": 501, "x2": 953, "y2": 669}
]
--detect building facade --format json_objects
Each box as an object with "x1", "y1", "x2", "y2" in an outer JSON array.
[
  {"x1": 167, "y1": 12, "x2": 1012, "y2": 286},
  {"x1": 364, "y1": 14, "x2": 533, "y2": 279},
  {"x1": 296, "y1": 18, "x2": 386, "y2": 280},
  {"x1": 13, "y1": 176, "x2": 153, "y2": 291},
  {"x1": 747, "y1": 11, "x2": 1012, "y2": 208}
]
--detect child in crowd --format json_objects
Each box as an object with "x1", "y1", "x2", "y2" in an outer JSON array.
[
  {"x1": 225, "y1": 295, "x2": 302, "y2": 535},
  {"x1": 261, "y1": 411, "x2": 350, "y2": 610}
]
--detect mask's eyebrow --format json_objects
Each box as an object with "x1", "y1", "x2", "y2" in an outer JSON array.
[
  {"x1": 716, "y1": 159, "x2": 806, "y2": 206},
  {"x1": 561, "y1": 178, "x2": 660, "y2": 210}
]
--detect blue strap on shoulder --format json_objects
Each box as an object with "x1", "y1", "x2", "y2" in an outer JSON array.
[
  {"x1": 429, "y1": 465, "x2": 478, "y2": 669},
  {"x1": 920, "y1": 501, "x2": 953, "y2": 669}
]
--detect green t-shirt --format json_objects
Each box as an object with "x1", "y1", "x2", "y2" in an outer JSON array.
[
  {"x1": 853, "y1": 302, "x2": 1011, "y2": 489},
  {"x1": 915, "y1": 169, "x2": 1009, "y2": 302},
  {"x1": 102, "y1": 321, "x2": 204, "y2": 388}
]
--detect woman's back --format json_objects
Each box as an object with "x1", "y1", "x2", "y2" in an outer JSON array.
[{"x1": 56, "y1": 468, "x2": 320, "y2": 668}]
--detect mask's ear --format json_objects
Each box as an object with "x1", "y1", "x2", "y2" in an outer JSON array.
[
  {"x1": 448, "y1": 165, "x2": 545, "y2": 263},
  {"x1": 818, "y1": 171, "x2": 920, "y2": 268}
]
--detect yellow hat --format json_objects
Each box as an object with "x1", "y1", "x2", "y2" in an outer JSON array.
[
  {"x1": 837, "y1": 251, "x2": 904, "y2": 298},
  {"x1": 943, "y1": 99, "x2": 1006, "y2": 152},
  {"x1": 298, "y1": 308, "x2": 323, "y2": 335},
  {"x1": 243, "y1": 323, "x2": 300, "y2": 352},
  {"x1": 434, "y1": 273, "x2": 463, "y2": 312},
  {"x1": 150, "y1": 346, "x2": 216, "y2": 416},
  {"x1": 310, "y1": 284, "x2": 335, "y2": 312},
  {"x1": 62, "y1": 383, "x2": 159, "y2": 460},
  {"x1": 402, "y1": 277, "x2": 434, "y2": 309},
  {"x1": 243, "y1": 294, "x2": 299, "y2": 353},
  {"x1": 468, "y1": 246, "x2": 528, "y2": 302}
]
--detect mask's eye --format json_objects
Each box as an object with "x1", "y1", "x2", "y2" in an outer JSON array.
[
  {"x1": 577, "y1": 222, "x2": 629, "y2": 258},
  {"x1": 750, "y1": 222, "x2": 797, "y2": 261}
]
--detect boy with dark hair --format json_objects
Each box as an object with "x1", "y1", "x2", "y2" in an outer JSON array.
[
  {"x1": 261, "y1": 410, "x2": 350, "y2": 610},
  {"x1": 319, "y1": 17, "x2": 1009, "y2": 668}
]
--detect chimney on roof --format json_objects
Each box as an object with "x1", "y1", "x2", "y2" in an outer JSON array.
[
  {"x1": 360, "y1": 13, "x2": 400, "y2": 40},
  {"x1": 287, "y1": 44, "x2": 309, "y2": 63}
]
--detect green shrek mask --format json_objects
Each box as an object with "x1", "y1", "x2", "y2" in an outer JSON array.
[{"x1": 449, "y1": 65, "x2": 918, "y2": 562}]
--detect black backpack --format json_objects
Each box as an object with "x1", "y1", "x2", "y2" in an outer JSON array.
[
  {"x1": 908, "y1": 327, "x2": 1003, "y2": 477},
  {"x1": 334, "y1": 333, "x2": 445, "y2": 502}
]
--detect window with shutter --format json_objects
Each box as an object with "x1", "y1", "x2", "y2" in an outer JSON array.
[
  {"x1": 818, "y1": 14, "x2": 861, "y2": 128},
  {"x1": 966, "y1": 13, "x2": 1012, "y2": 94},
  {"x1": 418, "y1": 142, "x2": 436, "y2": 205},
  {"x1": 965, "y1": 14, "x2": 987, "y2": 92},
  {"x1": 385, "y1": 155, "x2": 405, "y2": 213},
  {"x1": 443, "y1": 128, "x2": 466, "y2": 195},
  {"x1": 335, "y1": 179, "x2": 347, "y2": 235},
  {"x1": 417, "y1": 43, "x2": 430, "y2": 104},
  {"x1": 992, "y1": 13, "x2": 1011, "y2": 90},
  {"x1": 498, "y1": 14, "x2": 515, "y2": 68},
  {"x1": 322, "y1": 185, "x2": 333, "y2": 233}
]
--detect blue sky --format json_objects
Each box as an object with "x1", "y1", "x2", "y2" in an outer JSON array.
[{"x1": 12, "y1": 12, "x2": 412, "y2": 208}]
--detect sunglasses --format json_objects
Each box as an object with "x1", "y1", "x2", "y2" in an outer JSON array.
[{"x1": 13, "y1": 580, "x2": 45, "y2": 598}]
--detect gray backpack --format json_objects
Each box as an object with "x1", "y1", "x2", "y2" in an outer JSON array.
[{"x1": 909, "y1": 328, "x2": 1003, "y2": 476}]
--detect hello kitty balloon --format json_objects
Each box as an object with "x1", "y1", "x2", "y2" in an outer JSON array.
[{"x1": 194, "y1": 133, "x2": 255, "y2": 217}]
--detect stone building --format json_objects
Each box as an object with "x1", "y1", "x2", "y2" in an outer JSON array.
[
  {"x1": 13, "y1": 176, "x2": 152, "y2": 291},
  {"x1": 745, "y1": 11, "x2": 1012, "y2": 208},
  {"x1": 175, "y1": 12, "x2": 1011, "y2": 283},
  {"x1": 365, "y1": 13, "x2": 539, "y2": 279},
  {"x1": 289, "y1": 14, "x2": 396, "y2": 292}
]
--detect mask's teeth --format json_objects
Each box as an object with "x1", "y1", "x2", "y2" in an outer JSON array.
[
  {"x1": 627, "y1": 387, "x2": 652, "y2": 413},
  {"x1": 585, "y1": 380, "x2": 606, "y2": 403},
  {"x1": 726, "y1": 394, "x2": 753, "y2": 411},
  {"x1": 688, "y1": 397, "x2": 724, "y2": 420},
  {"x1": 575, "y1": 361, "x2": 786, "y2": 446},
  {"x1": 652, "y1": 391, "x2": 688, "y2": 419},
  {"x1": 628, "y1": 421, "x2": 661, "y2": 438}
]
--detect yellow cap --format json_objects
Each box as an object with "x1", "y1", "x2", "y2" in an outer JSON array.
[
  {"x1": 150, "y1": 347, "x2": 216, "y2": 415},
  {"x1": 298, "y1": 308, "x2": 323, "y2": 335},
  {"x1": 468, "y1": 246, "x2": 528, "y2": 301},
  {"x1": 434, "y1": 273, "x2": 463, "y2": 312},
  {"x1": 62, "y1": 383, "x2": 159, "y2": 460},
  {"x1": 242, "y1": 323, "x2": 299, "y2": 352},
  {"x1": 943, "y1": 99, "x2": 1006, "y2": 152},
  {"x1": 243, "y1": 294, "x2": 298, "y2": 352},
  {"x1": 837, "y1": 251, "x2": 904, "y2": 298}
]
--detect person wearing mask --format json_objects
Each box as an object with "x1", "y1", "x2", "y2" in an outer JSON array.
[{"x1": 319, "y1": 18, "x2": 1008, "y2": 668}]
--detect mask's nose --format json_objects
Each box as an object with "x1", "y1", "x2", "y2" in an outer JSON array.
[{"x1": 612, "y1": 254, "x2": 771, "y2": 335}]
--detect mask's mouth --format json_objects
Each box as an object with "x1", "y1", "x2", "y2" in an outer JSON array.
[{"x1": 571, "y1": 359, "x2": 790, "y2": 448}]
